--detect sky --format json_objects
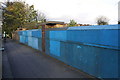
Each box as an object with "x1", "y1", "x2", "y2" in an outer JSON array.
[{"x1": 1, "y1": 0, "x2": 120, "y2": 25}]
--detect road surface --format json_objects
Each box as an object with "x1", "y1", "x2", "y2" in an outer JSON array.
[{"x1": 2, "y1": 39, "x2": 96, "y2": 78}]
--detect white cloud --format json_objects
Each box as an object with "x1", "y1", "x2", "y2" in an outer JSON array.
[{"x1": 24, "y1": 0, "x2": 119, "y2": 24}]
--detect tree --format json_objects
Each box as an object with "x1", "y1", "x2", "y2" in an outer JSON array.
[
  {"x1": 96, "y1": 16, "x2": 109, "y2": 25},
  {"x1": 37, "y1": 11, "x2": 46, "y2": 23},
  {"x1": 3, "y1": 1, "x2": 26, "y2": 37},
  {"x1": 68, "y1": 19, "x2": 77, "y2": 27},
  {"x1": 26, "y1": 5, "x2": 37, "y2": 22},
  {"x1": 3, "y1": 1, "x2": 37, "y2": 37}
]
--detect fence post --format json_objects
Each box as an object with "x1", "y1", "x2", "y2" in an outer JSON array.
[{"x1": 42, "y1": 24, "x2": 46, "y2": 52}]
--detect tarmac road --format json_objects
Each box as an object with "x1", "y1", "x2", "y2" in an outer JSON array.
[{"x1": 2, "y1": 39, "x2": 96, "y2": 78}]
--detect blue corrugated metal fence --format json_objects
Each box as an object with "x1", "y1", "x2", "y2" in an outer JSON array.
[{"x1": 18, "y1": 25, "x2": 120, "y2": 78}]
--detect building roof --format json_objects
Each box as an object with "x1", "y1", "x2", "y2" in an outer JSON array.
[{"x1": 46, "y1": 21, "x2": 64, "y2": 25}]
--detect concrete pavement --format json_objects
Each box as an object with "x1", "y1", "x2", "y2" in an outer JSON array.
[{"x1": 2, "y1": 39, "x2": 96, "y2": 78}]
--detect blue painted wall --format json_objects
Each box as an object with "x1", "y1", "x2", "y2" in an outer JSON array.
[{"x1": 18, "y1": 24, "x2": 120, "y2": 78}]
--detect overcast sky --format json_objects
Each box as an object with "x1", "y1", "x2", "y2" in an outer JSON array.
[{"x1": 2, "y1": 0, "x2": 120, "y2": 24}]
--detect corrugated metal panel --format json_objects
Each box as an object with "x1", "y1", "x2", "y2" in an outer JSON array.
[
  {"x1": 18, "y1": 31, "x2": 23, "y2": 35},
  {"x1": 49, "y1": 31, "x2": 67, "y2": 41},
  {"x1": 19, "y1": 35, "x2": 22, "y2": 43},
  {"x1": 60, "y1": 41, "x2": 119, "y2": 78},
  {"x1": 25, "y1": 36, "x2": 28, "y2": 44},
  {"x1": 32, "y1": 30, "x2": 42, "y2": 38},
  {"x1": 38, "y1": 38, "x2": 42, "y2": 51},
  {"x1": 60, "y1": 42, "x2": 97, "y2": 76},
  {"x1": 27, "y1": 29, "x2": 41, "y2": 37},
  {"x1": 97, "y1": 49, "x2": 119, "y2": 78},
  {"x1": 45, "y1": 31, "x2": 50, "y2": 39},
  {"x1": 27, "y1": 31, "x2": 32, "y2": 37},
  {"x1": 67, "y1": 25, "x2": 120, "y2": 30},
  {"x1": 45, "y1": 39, "x2": 50, "y2": 55},
  {"x1": 67, "y1": 29, "x2": 119, "y2": 50},
  {"x1": 32, "y1": 37, "x2": 39, "y2": 50},
  {"x1": 20, "y1": 35, "x2": 26, "y2": 43},
  {"x1": 50, "y1": 40, "x2": 60, "y2": 56},
  {"x1": 46, "y1": 40, "x2": 119, "y2": 78},
  {"x1": 22, "y1": 31, "x2": 27, "y2": 36},
  {"x1": 28, "y1": 36, "x2": 33, "y2": 47}
]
